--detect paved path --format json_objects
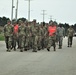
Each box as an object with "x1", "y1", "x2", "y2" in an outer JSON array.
[{"x1": 0, "y1": 37, "x2": 76, "y2": 75}]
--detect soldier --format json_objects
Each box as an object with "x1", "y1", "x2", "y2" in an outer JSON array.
[
  {"x1": 12, "y1": 21, "x2": 19, "y2": 51},
  {"x1": 47, "y1": 22, "x2": 57, "y2": 51},
  {"x1": 67, "y1": 26, "x2": 75, "y2": 47},
  {"x1": 18, "y1": 21, "x2": 26, "y2": 52},
  {"x1": 31, "y1": 19, "x2": 38, "y2": 52},
  {"x1": 57, "y1": 24, "x2": 65, "y2": 49},
  {"x1": 24, "y1": 21, "x2": 32, "y2": 51},
  {"x1": 37, "y1": 24, "x2": 43, "y2": 50},
  {"x1": 4, "y1": 20, "x2": 13, "y2": 52},
  {"x1": 17, "y1": 20, "x2": 22, "y2": 49}
]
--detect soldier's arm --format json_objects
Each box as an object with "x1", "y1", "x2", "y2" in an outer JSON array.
[
  {"x1": 63, "y1": 27, "x2": 65, "y2": 37},
  {"x1": 66, "y1": 29, "x2": 69, "y2": 36},
  {"x1": 4, "y1": 25, "x2": 6, "y2": 36}
]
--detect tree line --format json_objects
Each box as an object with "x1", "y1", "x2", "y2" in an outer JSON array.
[{"x1": 0, "y1": 16, "x2": 76, "y2": 32}]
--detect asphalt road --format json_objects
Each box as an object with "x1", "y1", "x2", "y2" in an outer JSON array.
[{"x1": 0, "y1": 37, "x2": 76, "y2": 75}]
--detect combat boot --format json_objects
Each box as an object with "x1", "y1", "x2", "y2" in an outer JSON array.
[
  {"x1": 47, "y1": 47, "x2": 50, "y2": 51},
  {"x1": 54, "y1": 47, "x2": 56, "y2": 51},
  {"x1": 32, "y1": 49, "x2": 37, "y2": 52},
  {"x1": 20, "y1": 50, "x2": 23, "y2": 52},
  {"x1": 6, "y1": 48, "x2": 9, "y2": 52},
  {"x1": 14, "y1": 47, "x2": 16, "y2": 51},
  {"x1": 58, "y1": 46, "x2": 62, "y2": 49},
  {"x1": 20, "y1": 48, "x2": 23, "y2": 52}
]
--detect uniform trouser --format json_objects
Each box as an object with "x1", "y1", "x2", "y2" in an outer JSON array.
[
  {"x1": 11, "y1": 37, "x2": 14, "y2": 48},
  {"x1": 56, "y1": 35, "x2": 59, "y2": 43},
  {"x1": 58, "y1": 36, "x2": 63, "y2": 47},
  {"x1": 17, "y1": 36, "x2": 20, "y2": 48},
  {"x1": 25, "y1": 36, "x2": 31, "y2": 49},
  {"x1": 38, "y1": 36, "x2": 42, "y2": 49},
  {"x1": 5, "y1": 36, "x2": 12, "y2": 49},
  {"x1": 68, "y1": 36, "x2": 73, "y2": 46},
  {"x1": 41, "y1": 37, "x2": 44, "y2": 49},
  {"x1": 13, "y1": 36, "x2": 18, "y2": 49},
  {"x1": 19, "y1": 35, "x2": 25, "y2": 49},
  {"x1": 32, "y1": 36, "x2": 38, "y2": 51},
  {"x1": 47, "y1": 36, "x2": 56, "y2": 49},
  {"x1": 44, "y1": 36, "x2": 48, "y2": 48}
]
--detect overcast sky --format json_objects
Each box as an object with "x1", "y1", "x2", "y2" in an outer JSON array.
[{"x1": 0, "y1": 0, "x2": 76, "y2": 24}]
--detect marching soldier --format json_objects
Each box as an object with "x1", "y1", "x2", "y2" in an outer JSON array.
[
  {"x1": 17, "y1": 20, "x2": 22, "y2": 49},
  {"x1": 67, "y1": 26, "x2": 75, "y2": 47},
  {"x1": 37, "y1": 24, "x2": 43, "y2": 50},
  {"x1": 12, "y1": 21, "x2": 19, "y2": 51},
  {"x1": 24, "y1": 21, "x2": 32, "y2": 50},
  {"x1": 4, "y1": 20, "x2": 13, "y2": 52},
  {"x1": 57, "y1": 24, "x2": 65, "y2": 49},
  {"x1": 31, "y1": 19, "x2": 38, "y2": 52},
  {"x1": 47, "y1": 22, "x2": 57, "y2": 51},
  {"x1": 18, "y1": 21, "x2": 26, "y2": 52}
]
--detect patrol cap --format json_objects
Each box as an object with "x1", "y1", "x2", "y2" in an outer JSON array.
[
  {"x1": 49, "y1": 21, "x2": 53, "y2": 25},
  {"x1": 33, "y1": 19, "x2": 36, "y2": 22},
  {"x1": 7, "y1": 20, "x2": 11, "y2": 23},
  {"x1": 13, "y1": 20, "x2": 17, "y2": 24},
  {"x1": 25, "y1": 20, "x2": 28, "y2": 23},
  {"x1": 18, "y1": 20, "x2": 23, "y2": 23}
]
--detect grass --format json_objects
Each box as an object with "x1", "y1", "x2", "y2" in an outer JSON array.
[{"x1": 0, "y1": 33, "x2": 5, "y2": 41}]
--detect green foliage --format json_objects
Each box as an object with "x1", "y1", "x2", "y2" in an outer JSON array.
[
  {"x1": 0, "y1": 16, "x2": 10, "y2": 26},
  {"x1": 0, "y1": 33, "x2": 5, "y2": 41}
]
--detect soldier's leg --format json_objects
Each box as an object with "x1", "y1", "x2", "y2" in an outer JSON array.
[
  {"x1": 37, "y1": 36, "x2": 41, "y2": 50},
  {"x1": 17, "y1": 36, "x2": 20, "y2": 49},
  {"x1": 70, "y1": 37, "x2": 73, "y2": 47},
  {"x1": 13, "y1": 38, "x2": 16, "y2": 51},
  {"x1": 52, "y1": 39, "x2": 56, "y2": 51},
  {"x1": 11, "y1": 36, "x2": 14, "y2": 49},
  {"x1": 20, "y1": 36, "x2": 25, "y2": 52},
  {"x1": 5, "y1": 36, "x2": 9, "y2": 51},
  {"x1": 8, "y1": 36, "x2": 12, "y2": 52},
  {"x1": 47, "y1": 37, "x2": 52, "y2": 51},
  {"x1": 67, "y1": 37, "x2": 70, "y2": 47},
  {"x1": 32, "y1": 36, "x2": 37, "y2": 52},
  {"x1": 59, "y1": 36, "x2": 63, "y2": 49},
  {"x1": 24, "y1": 37, "x2": 29, "y2": 51}
]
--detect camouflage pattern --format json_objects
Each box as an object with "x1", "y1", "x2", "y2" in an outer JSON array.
[
  {"x1": 4, "y1": 22, "x2": 13, "y2": 52},
  {"x1": 67, "y1": 26, "x2": 75, "y2": 47},
  {"x1": 18, "y1": 22, "x2": 26, "y2": 52},
  {"x1": 47, "y1": 22, "x2": 57, "y2": 51},
  {"x1": 37, "y1": 25, "x2": 43, "y2": 50},
  {"x1": 25, "y1": 22, "x2": 32, "y2": 50},
  {"x1": 17, "y1": 20, "x2": 22, "y2": 49},
  {"x1": 57, "y1": 26, "x2": 65, "y2": 49},
  {"x1": 31, "y1": 20, "x2": 38, "y2": 52},
  {"x1": 12, "y1": 21, "x2": 19, "y2": 51}
]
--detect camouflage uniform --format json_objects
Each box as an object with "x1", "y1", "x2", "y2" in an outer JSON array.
[
  {"x1": 37, "y1": 24, "x2": 43, "y2": 50},
  {"x1": 4, "y1": 20, "x2": 13, "y2": 52},
  {"x1": 47, "y1": 22, "x2": 57, "y2": 51},
  {"x1": 57, "y1": 25, "x2": 65, "y2": 49},
  {"x1": 31, "y1": 20, "x2": 38, "y2": 52},
  {"x1": 17, "y1": 20, "x2": 22, "y2": 49},
  {"x1": 67, "y1": 26, "x2": 75, "y2": 47},
  {"x1": 25, "y1": 22, "x2": 31, "y2": 50},
  {"x1": 18, "y1": 22, "x2": 26, "y2": 52},
  {"x1": 12, "y1": 21, "x2": 19, "y2": 51}
]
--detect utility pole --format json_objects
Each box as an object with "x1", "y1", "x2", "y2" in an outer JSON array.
[
  {"x1": 41, "y1": 10, "x2": 46, "y2": 22},
  {"x1": 25, "y1": 0, "x2": 33, "y2": 21},
  {"x1": 15, "y1": 0, "x2": 18, "y2": 21},
  {"x1": 11, "y1": 0, "x2": 14, "y2": 23}
]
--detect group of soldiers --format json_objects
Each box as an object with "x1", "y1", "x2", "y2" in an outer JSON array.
[{"x1": 4, "y1": 19, "x2": 75, "y2": 52}]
